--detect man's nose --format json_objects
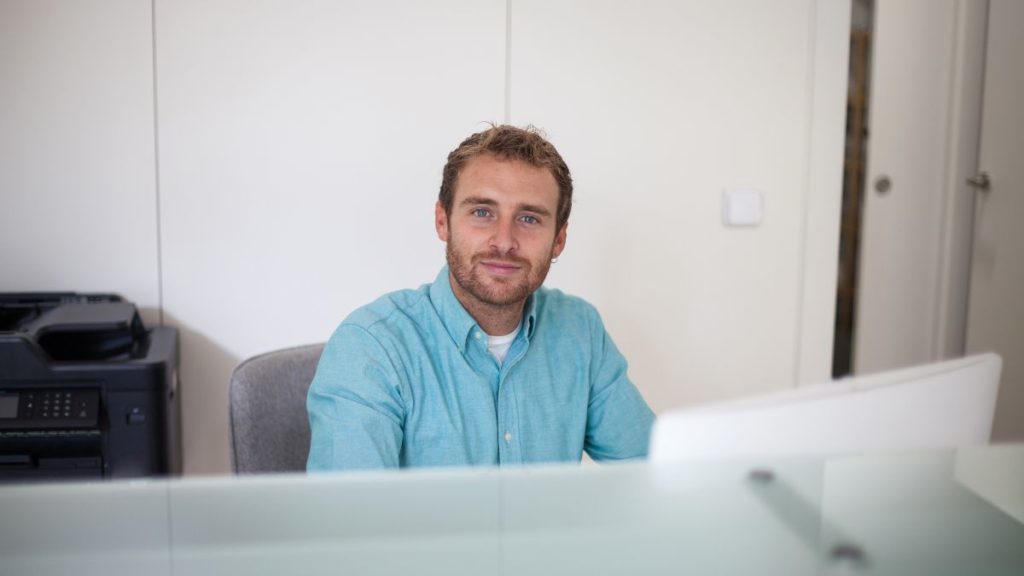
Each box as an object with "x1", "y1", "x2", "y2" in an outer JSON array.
[{"x1": 489, "y1": 218, "x2": 518, "y2": 255}]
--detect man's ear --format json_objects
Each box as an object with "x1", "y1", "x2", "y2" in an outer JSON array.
[
  {"x1": 551, "y1": 223, "x2": 568, "y2": 259},
  {"x1": 435, "y1": 201, "x2": 449, "y2": 242}
]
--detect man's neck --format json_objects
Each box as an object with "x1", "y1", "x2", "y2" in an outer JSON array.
[{"x1": 449, "y1": 274, "x2": 525, "y2": 336}]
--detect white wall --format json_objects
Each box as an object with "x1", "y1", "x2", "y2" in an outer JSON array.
[
  {"x1": 0, "y1": 0, "x2": 160, "y2": 325},
  {"x1": 0, "y1": 0, "x2": 850, "y2": 474},
  {"x1": 512, "y1": 0, "x2": 849, "y2": 410},
  {"x1": 965, "y1": 0, "x2": 1024, "y2": 442},
  {"x1": 155, "y1": 0, "x2": 507, "y2": 473}
]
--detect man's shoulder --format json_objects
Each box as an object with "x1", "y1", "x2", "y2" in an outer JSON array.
[
  {"x1": 534, "y1": 285, "x2": 602, "y2": 324},
  {"x1": 341, "y1": 284, "x2": 432, "y2": 333}
]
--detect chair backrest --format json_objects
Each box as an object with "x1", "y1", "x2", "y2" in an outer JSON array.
[{"x1": 229, "y1": 343, "x2": 324, "y2": 474}]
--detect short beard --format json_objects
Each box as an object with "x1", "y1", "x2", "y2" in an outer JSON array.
[{"x1": 446, "y1": 244, "x2": 552, "y2": 308}]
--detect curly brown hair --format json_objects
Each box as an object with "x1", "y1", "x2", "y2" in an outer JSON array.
[{"x1": 438, "y1": 124, "x2": 573, "y2": 230}]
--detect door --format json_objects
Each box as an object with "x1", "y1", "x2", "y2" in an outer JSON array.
[
  {"x1": 855, "y1": 0, "x2": 986, "y2": 373},
  {"x1": 965, "y1": 0, "x2": 1024, "y2": 441}
]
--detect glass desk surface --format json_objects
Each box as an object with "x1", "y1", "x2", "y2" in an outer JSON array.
[{"x1": 1, "y1": 444, "x2": 1022, "y2": 576}]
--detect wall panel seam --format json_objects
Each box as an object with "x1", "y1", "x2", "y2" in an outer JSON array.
[
  {"x1": 505, "y1": 0, "x2": 512, "y2": 123},
  {"x1": 151, "y1": 0, "x2": 165, "y2": 326},
  {"x1": 794, "y1": 0, "x2": 820, "y2": 387},
  {"x1": 931, "y1": 1, "x2": 963, "y2": 361}
]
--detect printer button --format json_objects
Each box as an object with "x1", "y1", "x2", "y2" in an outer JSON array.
[{"x1": 127, "y1": 408, "x2": 146, "y2": 426}]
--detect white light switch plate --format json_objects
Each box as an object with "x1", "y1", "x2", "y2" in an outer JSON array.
[{"x1": 722, "y1": 188, "x2": 763, "y2": 227}]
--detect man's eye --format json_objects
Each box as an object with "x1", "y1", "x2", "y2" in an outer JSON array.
[
  {"x1": 520, "y1": 215, "x2": 539, "y2": 225},
  {"x1": 471, "y1": 208, "x2": 491, "y2": 218}
]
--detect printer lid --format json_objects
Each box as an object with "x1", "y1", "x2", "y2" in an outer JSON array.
[{"x1": 0, "y1": 294, "x2": 145, "y2": 361}]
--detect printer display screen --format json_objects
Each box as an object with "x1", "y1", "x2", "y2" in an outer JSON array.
[{"x1": 0, "y1": 393, "x2": 17, "y2": 419}]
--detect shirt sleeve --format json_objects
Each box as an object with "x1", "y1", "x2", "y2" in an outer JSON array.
[
  {"x1": 584, "y1": 309, "x2": 656, "y2": 461},
  {"x1": 306, "y1": 323, "x2": 406, "y2": 472}
]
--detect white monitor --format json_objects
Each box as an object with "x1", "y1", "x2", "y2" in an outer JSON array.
[{"x1": 649, "y1": 353, "x2": 1002, "y2": 461}]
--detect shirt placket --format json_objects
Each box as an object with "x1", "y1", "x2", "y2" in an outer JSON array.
[
  {"x1": 495, "y1": 336, "x2": 529, "y2": 465},
  {"x1": 467, "y1": 328, "x2": 508, "y2": 463}
]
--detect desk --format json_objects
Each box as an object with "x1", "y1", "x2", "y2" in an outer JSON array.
[{"x1": 1, "y1": 445, "x2": 1022, "y2": 575}]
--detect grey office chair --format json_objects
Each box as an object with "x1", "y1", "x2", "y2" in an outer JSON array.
[{"x1": 228, "y1": 343, "x2": 324, "y2": 474}]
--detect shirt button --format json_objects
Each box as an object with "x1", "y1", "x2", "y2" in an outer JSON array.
[
  {"x1": 504, "y1": 431, "x2": 512, "y2": 444},
  {"x1": 475, "y1": 332, "x2": 482, "y2": 340}
]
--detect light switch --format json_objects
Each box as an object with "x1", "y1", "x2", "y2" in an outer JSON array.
[{"x1": 723, "y1": 188, "x2": 763, "y2": 227}]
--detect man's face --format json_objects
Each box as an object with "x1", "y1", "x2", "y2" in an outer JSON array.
[{"x1": 435, "y1": 154, "x2": 567, "y2": 310}]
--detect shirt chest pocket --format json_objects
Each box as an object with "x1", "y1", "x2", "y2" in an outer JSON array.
[{"x1": 400, "y1": 384, "x2": 498, "y2": 467}]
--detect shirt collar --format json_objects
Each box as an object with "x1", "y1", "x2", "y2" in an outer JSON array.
[
  {"x1": 429, "y1": 266, "x2": 539, "y2": 351},
  {"x1": 523, "y1": 288, "x2": 538, "y2": 341}
]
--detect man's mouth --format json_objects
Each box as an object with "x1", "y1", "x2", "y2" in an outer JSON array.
[{"x1": 479, "y1": 259, "x2": 524, "y2": 275}]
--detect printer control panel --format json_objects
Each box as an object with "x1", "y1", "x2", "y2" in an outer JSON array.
[{"x1": 0, "y1": 388, "x2": 100, "y2": 431}]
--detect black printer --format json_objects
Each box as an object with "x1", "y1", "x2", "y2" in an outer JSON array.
[{"x1": 0, "y1": 293, "x2": 180, "y2": 482}]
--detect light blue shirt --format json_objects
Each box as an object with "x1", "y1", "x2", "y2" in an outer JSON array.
[{"x1": 306, "y1": 267, "x2": 655, "y2": 471}]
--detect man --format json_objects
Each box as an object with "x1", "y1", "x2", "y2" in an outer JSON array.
[{"x1": 307, "y1": 125, "x2": 654, "y2": 471}]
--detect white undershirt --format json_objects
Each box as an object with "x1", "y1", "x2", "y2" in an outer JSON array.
[{"x1": 486, "y1": 323, "x2": 522, "y2": 365}]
